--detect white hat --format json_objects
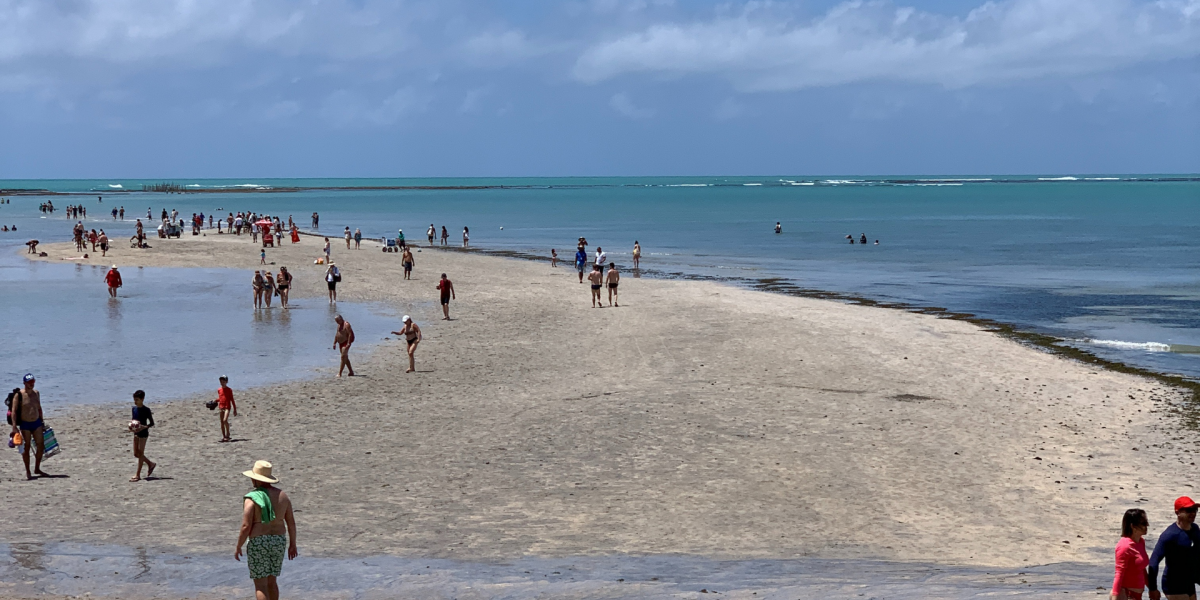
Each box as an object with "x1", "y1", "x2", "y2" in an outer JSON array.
[
  {"x1": 402, "y1": 315, "x2": 411, "y2": 322},
  {"x1": 242, "y1": 460, "x2": 279, "y2": 484},
  {"x1": 111, "y1": 265, "x2": 118, "y2": 269}
]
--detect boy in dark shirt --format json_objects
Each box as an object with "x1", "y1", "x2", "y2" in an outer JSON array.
[{"x1": 129, "y1": 390, "x2": 156, "y2": 482}]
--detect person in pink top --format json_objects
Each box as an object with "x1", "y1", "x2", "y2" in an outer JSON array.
[{"x1": 1113, "y1": 508, "x2": 1150, "y2": 600}]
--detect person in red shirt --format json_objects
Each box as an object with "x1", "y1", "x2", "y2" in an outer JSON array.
[
  {"x1": 216, "y1": 376, "x2": 238, "y2": 442},
  {"x1": 1113, "y1": 508, "x2": 1150, "y2": 600},
  {"x1": 105, "y1": 265, "x2": 122, "y2": 298},
  {"x1": 436, "y1": 273, "x2": 455, "y2": 320}
]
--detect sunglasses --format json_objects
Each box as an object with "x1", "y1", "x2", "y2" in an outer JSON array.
[{"x1": 1185, "y1": 507, "x2": 1200, "y2": 514}]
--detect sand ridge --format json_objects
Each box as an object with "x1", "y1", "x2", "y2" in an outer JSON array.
[{"x1": 6, "y1": 230, "x2": 1196, "y2": 570}]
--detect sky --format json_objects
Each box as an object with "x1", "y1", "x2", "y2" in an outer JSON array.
[{"x1": 0, "y1": 0, "x2": 1197, "y2": 178}]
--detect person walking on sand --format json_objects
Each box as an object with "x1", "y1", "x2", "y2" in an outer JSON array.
[
  {"x1": 333, "y1": 315, "x2": 355, "y2": 377},
  {"x1": 606, "y1": 262, "x2": 620, "y2": 307},
  {"x1": 276, "y1": 267, "x2": 291, "y2": 308},
  {"x1": 98, "y1": 231, "x2": 109, "y2": 257},
  {"x1": 594, "y1": 247, "x2": 606, "y2": 273},
  {"x1": 632, "y1": 241, "x2": 641, "y2": 269},
  {"x1": 235, "y1": 460, "x2": 298, "y2": 600},
  {"x1": 325, "y1": 262, "x2": 339, "y2": 304},
  {"x1": 128, "y1": 390, "x2": 156, "y2": 482},
  {"x1": 551, "y1": 249, "x2": 558, "y2": 267},
  {"x1": 427, "y1": 224, "x2": 435, "y2": 246},
  {"x1": 10, "y1": 374, "x2": 47, "y2": 480},
  {"x1": 588, "y1": 264, "x2": 604, "y2": 307},
  {"x1": 1111, "y1": 508, "x2": 1149, "y2": 600},
  {"x1": 353, "y1": 228, "x2": 362, "y2": 250},
  {"x1": 574, "y1": 248, "x2": 588, "y2": 283},
  {"x1": 216, "y1": 376, "x2": 237, "y2": 442},
  {"x1": 392, "y1": 315, "x2": 422, "y2": 373},
  {"x1": 344, "y1": 227, "x2": 351, "y2": 249},
  {"x1": 436, "y1": 274, "x2": 455, "y2": 320},
  {"x1": 105, "y1": 265, "x2": 122, "y2": 298},
  {"x1": 323, "y1": 238, "x2": 331, "y2": 263},
  {"x1": 252, "y1": 271, "x2": 265, "y2": 309},
  {"x1": 260, "y1": 248, "x2": 267, "y2": 265},
  {"x1": 402, "y1": 246, "x2": 414, "y2": 280},
  {"x1": 1147, "y1": 496, "x2": 1200, "y2": 599}
]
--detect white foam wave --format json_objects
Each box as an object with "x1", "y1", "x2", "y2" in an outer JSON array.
[
  {"x1": 917, "y1": 178, "x2": 992, "y2": 182},
  {"x1": 790, "y1": 182, "x2": 815, "y2": 186},
  {"x1": 107, "y1": 184, "x2": 123, "y2": 188},
  {"x1": 917, "y1": 183, "x2": 963, "y2": 186},
  {"x1": 1086, "y1": 339, "x2": 1171, "y2": 352},
  {"x1": 1085, "y1": 177, "x2": 1121, "y2": 181},
  {"x1": 1038, "y1": 177, "x2": 1078, "y2": 181},
  {"x1": 666, "y1": 184, "x2": 710, "y2": 187},
  {"x1": 743, "y1": 183, "x2": 762, "y2": 186},
  {"x1": 822, "y1": 180, "x2": 863, "y2": 184}
]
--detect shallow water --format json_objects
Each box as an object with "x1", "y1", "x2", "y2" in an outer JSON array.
[
  {"x1": 0, "y1": 222, "x2": 397, "y2": 409},
  {"x1": 0, "y1": 542, "x2": 1107, "y2": 599}
]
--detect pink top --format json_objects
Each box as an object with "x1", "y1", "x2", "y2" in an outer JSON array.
[{"x1": 1113, "y1": 536, "x2": 1148, "y2": 594}]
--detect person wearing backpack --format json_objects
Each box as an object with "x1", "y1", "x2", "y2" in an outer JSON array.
[{"x1": 325, "y1": 262, "x2": 340, "y2": 305}]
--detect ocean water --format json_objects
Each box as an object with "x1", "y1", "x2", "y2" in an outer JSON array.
[{"x1": 2, "y1": 175, "x2": 1199, "y2": 387}]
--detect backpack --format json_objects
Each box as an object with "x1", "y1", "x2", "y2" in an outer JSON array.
[{"x1": 5, "y1": 389, "x2": 18, "y2": 426}]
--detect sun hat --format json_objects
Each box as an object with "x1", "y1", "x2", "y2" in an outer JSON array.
[
  {"x1": 243, "y1": 460, "x2": 280, "y2": 484},
  {"x1": 111, "y1": 264, "x2": 118, "y2": 269},
  {"x1": 22, "y1": 373, "x2": 34, "y2": 383},
  {"x1": 1175, "y1": 496, "x2": 1198, "y2": 511},
  {"x1": 402, "y1": 315, "x2": 411, "y2": 322}
]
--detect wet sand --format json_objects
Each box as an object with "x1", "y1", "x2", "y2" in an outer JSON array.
[{"x1": 6, "y1": 231, "x2": 1196, "y2": 596}]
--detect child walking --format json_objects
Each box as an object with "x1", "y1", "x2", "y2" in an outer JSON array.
[
  {"x1": 217, "y1": 376, "x2": 238, "y2": 442},
  {"x1": 129, "y1": 390, "x2": 156, "y2": 481}
]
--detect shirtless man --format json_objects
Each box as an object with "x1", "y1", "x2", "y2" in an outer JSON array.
[
  {"x1": 10, "y1": 374, "x2": 47, "y2": 479},
  {"x1": 235, "y1": 460, "x2": 299, "y2": 600},
  {"x1": 402, "y1": 247, "x2": 415, "y2": 280},
  {"x1": 436, "y1": 274, "x2": 455, "y2": 320},
  {"x1": 391, "y1": 315, "x2": 422, "y2": 373},
  {"x1": 333, "y1": 315, "x2": 355, "y2": 377},
  {"x1": 427, "y1": 224, "x2": 435, "y2": 246},
  {"x1": 605, "y1": 262, "x2": 620, "y2": 307},
  {"x1": 588, "y1": 264, "x2": 604, "y2": 308}
]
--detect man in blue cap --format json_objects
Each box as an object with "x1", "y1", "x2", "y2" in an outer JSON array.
[{"x1": 9, "y1": 373, "x2": 47, "y2": 479}]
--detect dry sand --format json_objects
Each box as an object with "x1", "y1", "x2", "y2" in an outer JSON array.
[{"x1": 5, "y1": 231, "x2": 1198, "y2": 576}]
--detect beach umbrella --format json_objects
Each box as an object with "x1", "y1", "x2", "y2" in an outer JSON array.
[{"x1": 255, "y1": 219, "x2": 273, "y2": 227}]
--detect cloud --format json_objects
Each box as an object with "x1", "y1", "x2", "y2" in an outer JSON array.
[
  {"x1": 320, "y1": 87, "x2": 431, "y2": 127},
  {"x1": 572, "y1": 0, "x2": 1200, "y2": 91},
  {"x1": 609, "y1": 92, "x2": 654, "y2": 118},
  {"x1": 456, "y1": 30, "x2": 552, "y2": 67}
]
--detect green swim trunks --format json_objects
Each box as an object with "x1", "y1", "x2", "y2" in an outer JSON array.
[{"x1": 246, "y1": 535, "x2": 287, "y2": 580}]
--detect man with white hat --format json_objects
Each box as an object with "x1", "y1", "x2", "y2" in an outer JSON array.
[
  {"x1": 235, "y1": 460, "x2": 298, "y2": 600},
  {"x1": 105, "y1": 265, "x2": 122, "y2": 298},
  {"x1": 391, "y1": 315, "x2": 422, "y2": 373}
]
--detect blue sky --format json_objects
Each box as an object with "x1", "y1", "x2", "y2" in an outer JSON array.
[{"x1": 1, "y1": 0, "x2": 1197, "y2": 177}]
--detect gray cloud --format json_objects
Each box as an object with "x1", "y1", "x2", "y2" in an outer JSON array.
[{"x1": 573, "y1": 0, "x2": 1200, "y2": 91}]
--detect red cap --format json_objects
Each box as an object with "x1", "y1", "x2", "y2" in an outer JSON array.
[{"x1": 1175, "y1": 496, "x2": 1198, "y2": 512}]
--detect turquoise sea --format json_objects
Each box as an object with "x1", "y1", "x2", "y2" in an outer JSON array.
[{"x1": 2, "y1": 175, "x2": 1199, "y2": 406}]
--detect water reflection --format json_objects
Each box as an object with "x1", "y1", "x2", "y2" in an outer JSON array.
[{"x1": 9, "y1": 542, "x2": 45, "y2": 572}]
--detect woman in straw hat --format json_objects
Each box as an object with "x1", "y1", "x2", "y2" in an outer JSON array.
[{"x1": 235, "y1": 460, "x2": 298, "y2": 600}]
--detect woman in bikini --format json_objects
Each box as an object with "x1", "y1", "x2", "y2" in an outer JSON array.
[
  {"x1": 391, "y1": 316, "x2": 422, "y2": 373},
  {"x1": 276, "y1": 267, "x2": 291, "y2": 308},
  {"x1": 252, "y1": 271, "x2": 265, "y2": 309},
  {"x1": 263, "y1": 271, "x2": 276, "y2": 309}
]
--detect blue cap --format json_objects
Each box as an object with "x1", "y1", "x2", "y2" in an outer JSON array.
[{"x1": 22, "y1": 373, "x2": 34, "y2": 383}]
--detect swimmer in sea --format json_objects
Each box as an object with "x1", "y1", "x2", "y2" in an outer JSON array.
[
  {"x1": 775, "y1": 222, "x2": 781, "y2": 234},
  {"x1": 606, "y1": 262, "x2": 620, "y2": 307},
  {"x1": 588, "y1": 264, "x2": 604, "y2": 308},
  {"x1": 860, "y1": 233, "x2": 867, "y2": 244},
  {"x1": 391, "y1": 315, "x2": 422, "y2": 373}
]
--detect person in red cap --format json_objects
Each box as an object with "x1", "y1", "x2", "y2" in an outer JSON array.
[
  {"x1": 1112, "y1": 508, "x2": 1150, "y2": 600},
  {"x1": 1147, "y1": 496, "x2": 1200, "y2": 600},
  {"x1": 105, "y1": 265, "x2": 122, "y2": 298}
]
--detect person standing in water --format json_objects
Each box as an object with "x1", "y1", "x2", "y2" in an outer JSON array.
[
  {"x1": 128, "y1": 390, "x2": 156, "y2": 482},
  {"x1": 775, "y1": 222, "x2": 782, "y2": 234},
  {"x1": 10, "y1": 374, "x2": 47, "y2": 479},
  {"x1": 440, "y1": 226, "x2": 448, "y2": 246},
  {"x1": 216, "y1": 376, "x2": 237, "y2": 442},
  {"x1": 252, "y1": 271, "x2": 265, "y2": 309},
  {"x1": 392, "y1": 315, "x2": 422, "y2": 373},
  {"x1": 333, "y1": 315, "x2": 355, "y2": 377},
  {"x1": 276, "y1": 267, "x2": 291, "y2": 308},
  {"x1": 263, "y1": 271, "x2": 276, "y2": 309},
  {"x1": 427, "y1": 224, "x2": 435, "y2": 246},
  {"x1": 606, "y1": 262, "x2": 620, "y2": 307},
  {"x1": 462, "y1": 227, "x2": 469, "y2": 247},
  {"x1": 632, "y1": 241, "x2": 641, "y2": 269},
  {"x1": 235, "y1": 460, "x2": 298, "y2": 600},
  {"x1": 105, "y1": 265, "x2": 122, "y2": 298},
  {"x1": 436, "y1": 274, "x2": 455, "y2": 320},
  {"x1": 311, "y1": 212, "x2": 319, "y2": 229}
]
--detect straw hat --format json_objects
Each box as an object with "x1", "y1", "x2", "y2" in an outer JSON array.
[{"x1": 242, "y1": 460, "x2": 279, "y2": 484}]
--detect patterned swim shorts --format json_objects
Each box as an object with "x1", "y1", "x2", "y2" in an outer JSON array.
[{"x1": 246, "y1": 535, "x2": 287, "y2": 580}]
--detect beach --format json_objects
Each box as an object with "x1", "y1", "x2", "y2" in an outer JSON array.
[{"x1": 4, "y1": 231, "x2": 1195, "y2": 597}]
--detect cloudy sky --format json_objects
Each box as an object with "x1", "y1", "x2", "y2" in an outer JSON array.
[{"x1": 1, "y1": 0, "x2": 1197, "y2": 177}]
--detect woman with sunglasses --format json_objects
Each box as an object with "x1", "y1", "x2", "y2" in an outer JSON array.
[
  {"x1": 1113, "y1": 508, "x2": 1149, "y2": 600},
  {"x1": 1148, "y1": 497, "x2": 1200, "y2": 600}
]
